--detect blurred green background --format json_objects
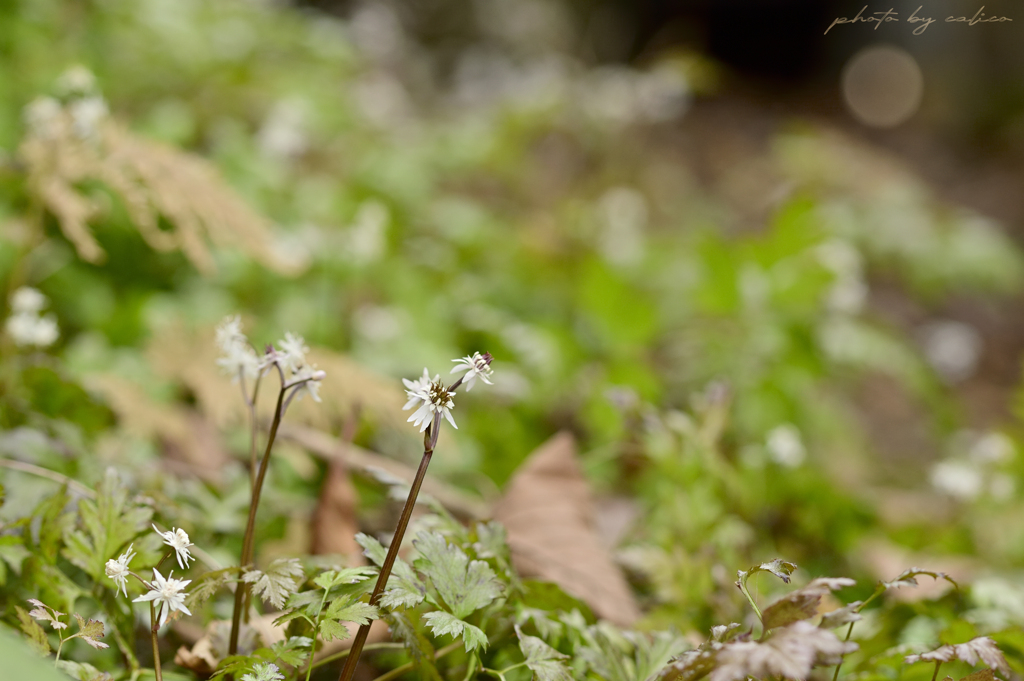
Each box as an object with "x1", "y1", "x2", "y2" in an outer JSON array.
[{"x1": 2, "y1": 0, "x2": 1024, "y2": 669}]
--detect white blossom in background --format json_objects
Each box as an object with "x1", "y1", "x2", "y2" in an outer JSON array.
[
  {"x1": 69, "y1": 96, "x2": 108, "y2": 139},
  {"x1": 766, "y1": 424, "x2": 806, "y2": 467},
  {"x1": 241, "y1": 662, "x2": 286, "y2": 681},
  {"x1": 133, "y1": 569, "x2": 191, "y2": 628},
  {"x1": 105, "y1": 543, "x2": 136, "y2": 598},
  {"x1": 817, "y1": 239, "x2": 868, "y2": 315},
  {"x1": 258, "y1": 98, "x2": 308, "y2": 160},
  {"x1": 970, "y1": 431, "x2": 1015, "y2": 464},
  {"x1": 346, "y1": 201, "x2": 389, "y2": 265},
  {"x1": 931, "y1": 460, "x2": 983, "y2": 501},
  {"x1": 276, "y1": 332, "x2": 325, "y2": 403},
  {"x1": 5, "y1": 287, "x2": 59, "y2": 348},
  {"x1": 919, "y1": 320, "x2": 981, "y2": 384},
  {"x1": 153, "y1": 524, "x2": 194, "y2": 570},
  {"x1": 597, "y1": 187, "x2": 647, "y2": 268},
  {"x1": 23, "y1": 96, "x2": 62, "y2": 138},
  {"x1": 56, "y1": 65, "x2": 97, "y2": 97},
  {"x1": 451, "y1": 352, "x2": 494, "y2": 391},
  {"x1": 215, "y1": 315, "x2": 261, "y2": 381},
  {"x1": 277, "y1": 332, "x2": 310, "y2": 375}
]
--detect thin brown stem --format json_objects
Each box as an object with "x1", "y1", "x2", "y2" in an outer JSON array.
[
  {"x1": 337, "y1": 416, "x2": 440, "y2": 681},
  {"x1": 931, "y1": 660, "x2": 941, "y2": 681},
  {"x1": 366, "y1": 641, "x2": 462, "y2": 681},
  {"x1": 228, "y1": 378, "x2": 287, "y2": 659}
]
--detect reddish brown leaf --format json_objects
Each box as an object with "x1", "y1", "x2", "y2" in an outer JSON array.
[{"x1": 494, "y1": 432, "x2": 640, "y2": 626}]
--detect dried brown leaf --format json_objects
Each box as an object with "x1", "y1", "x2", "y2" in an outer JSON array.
[
  {"x1": 905, "y1": 637, "x2": 1010, "y2": 677},
  {"x1": 709, "y1": 621, "x2": 857, "y2": 681},
  {"x1": 494, "y1": 432, "x2": 640, "y2": 626},
  {"x1": 761, "y1": 578, "x2": 854, "y2": 631}
]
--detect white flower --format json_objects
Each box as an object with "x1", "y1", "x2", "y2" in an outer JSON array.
[
  {"x1": 5, "y1": 312, "x2": 59, "y2": 348},
  {"x1": 450, "y1": 352, "x2": 494, "y2": 391},
  {"x1": 105, "y1": 543, "x2": 136, "y2": 598},
  {"x1": 277, "y1": 332, "x2": 310, "y2": 374},
  {"x1": 24, "y1": 97, "x2": 62, "y2": 137},
  {"x1": 153, "y1": 524, "x2": 194, "y2": 570},
  {"x1": 11, "y1": 287, "x2": 47, "y2": 314},
  {"x1": 766, "y1": 424, "x2": 806, "y2": 467},
  {"x1": 931, "y1": 460, "x2": 983, "y2": 500},
  {"x1": 69, "y1": 96, "x2": 108, "y2": 138},
  {"x1": 405, "y1": 378, "x2": 457, "y2": 432},
  {"x1": 133, "y1": 568, "x2": 192, "y2": 628},
  {"x1": 290, "y1": 365, "x2": 326, "y2": 403},
  {"x1": 216, "y1": 315, "x2": 260, "y2": 381},
  {"x1": 403, "y1": 368, "x2": 435, "y2": 409}
]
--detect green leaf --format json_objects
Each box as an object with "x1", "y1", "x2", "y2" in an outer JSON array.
[
  {"x1": 313, "y1": 567, "x2": 375, "y2": 591},
  {"x1": 355, "y1": 532, "x2": 425, "y2": 609},
  {"x1": 0, "y1": 536, "x2": 31, "y2": 582},
  {"x1": 15, "y1": 605, "x2": 51, "y2": 656},
  {"x1": 737, "y1": 559, "x2": 798, "y2": 587},
  {"x1": 516, "y1": 625, "x2": 572, "y2": 681},
  {"x1": 387, "y1": 610, "x2": 443, "y2": 681},
  {"x1": 883, "y1": 568, "x2": 958, "y2": 591},
  {"x1": 185, "y1": 567, "x2": 239, "y2": 611},
  {"x1": 244, "y1": 558, "x2": 305, "y2": 610},
  {"x1": 56, "y1": 660, "x2": 114, "y2": 681},
  {"x1": 32, "y1": 486, "x2": 73, "y2": 566},
  {"x1": 240, "y1": 662, "x2": 285, "y2": 681},
  {"x1": 63, "y1": 468, "x2": 152, "y2": 583},
  {"x1": 267, "y1": 636, "x2": 312, "y2": 668},
  {"x1": 72, "y1": 613, "x2": 108, "y2": 650},
  {"x1": 423, "y1": 611, "x2": 488, "y2": 652},
  {"x1": 413, "y1": 531, "x2": 502, "y2": 619},
  {"x1": 318, "y1": 599, "x2": 378, "y2": 642}
]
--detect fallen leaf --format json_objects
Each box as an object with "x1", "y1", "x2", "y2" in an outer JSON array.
[{"x1": 494, "y1": 432, "x2": 640, "y2": 626}]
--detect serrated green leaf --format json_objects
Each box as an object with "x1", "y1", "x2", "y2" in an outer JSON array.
[
  {"x1": 15, "y1": 605, "x2": 50, "y2": 656},
  {"x1": 388, "y1": 610, "x2": 443, "y2": 681},
  {"x1": 737, "y1": 559, "x2": 798, "y2": 587},
  {"x1": 72, "y1": 613, "x2": 108, "y2": 649},
  {"x1": 184, "y1": 567, "x2": 239, "y2": 610},
  {"x1": 33, "y1": 487, "x2": 72, "y2": 566},
  {"x1": 883, "y1": 568, "x2": 958, "y2": 591},
  {"x1": 313, "y1": 567, "x2": 375, "y2": 591},
  {"x1": 355, "y1": 533, "x2": 425, "y2": 609},
  {"x1": 240, "y1": 661, "x2": 285, "y2": 681},
  {"x1": 413, "y1": 531, "x2": 502, "y2": 619},
  {"x1": 267, "y1": 636, "x2": 312, "y2": 668},
  {"x1": 244, "y1": 558, "x2": 304, "y2": 610},
  {"x1": 517, "y1": 625, "x2": 572, "y2": 681},
  {"x1": 423, "y1": 611, "x2": 488, "y2": 652},
  {"x1": 63, "y1": 469, "x2": 152, "y2": 583}
]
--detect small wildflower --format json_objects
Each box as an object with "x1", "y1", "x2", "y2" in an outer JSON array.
[
  {"x1": 450, "y1": 352, "x2": 494, "y2": 391},
  {"x1": 105, "y1": 543, "x2": 136, "y2": 598},
  {"x1": 290, "y1": 365, "x2": 326, "y2": 403},
  {"x1": 133, "y1": 569, "x2": 192, "y2": 628},
  {"x1": 5, "y1": 287, "x2": 59, "y2": 348},
  {"x1": 69, "y1": 96, "x2": 108, "y2": 139},
  {"x1": 405, "y1": 378, "x2": 457, "y2": 432},
  {"x1": 277, "y1": 331, "x2": 310, "y2": 374},
  {"x1": 153, "y1": 524, "x2": 194, "y2": 570},
  {"x1": 216, "y1": 315, "x2": 260, "y2": 381},
  {"x1": 403, "y1": 368, "x2": 434, "y2": 410}
]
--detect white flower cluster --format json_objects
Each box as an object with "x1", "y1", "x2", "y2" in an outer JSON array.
[
  {"x1": 215, "y1": 315, "x2": 325, "y2": 402},
  {"x1": 105, "y1": 524, "x2": 196, "y2": 628},
  {"x1": 4, "y1": 287, "x2": 59, "y2": 348},
  {"x1": 931, "y1": 430, "x2": 1016, "y2": 502},
  {"x1": 23, "y1": 66, "x2": 108, "y2": 141},
  {"x1": 402, "y1": 352, "x2": 493, "y2": 432}
]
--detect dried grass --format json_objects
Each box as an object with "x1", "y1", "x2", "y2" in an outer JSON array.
[{"x1": 20, "y1": 104, "x2": 302, "y2": 276}]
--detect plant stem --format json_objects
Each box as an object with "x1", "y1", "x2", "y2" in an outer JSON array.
[
  {"x1": 55, "y1": 633, "x2": 64, "y2": 663},
  {"x1": 310, "y1": 643, "x2": 406, "y2": 672},
  {"x1": 304, "y1": 590, "x2": 332, "y2": 681},
  {"x1": 337, "y1": 418, "x2": 440, "y2": 681},
  {"x1": 736, "y1": 578, "x2": 763, "y2": 627},
  {"x1": 367, "y1": 641, "x2": 462, "y2": 681},
  {"x1": 228, "y1": 379, "x2": 287, "y2": 659},
  {"x1": 150, "y1": 602, "x2": 163, "y2": 681},
  {"x1": 832, "y1": 585, "x2": 884, "y2": 681},
  {"x1": 932, "y1": 660, "x2": 941, "y2": 681}
]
